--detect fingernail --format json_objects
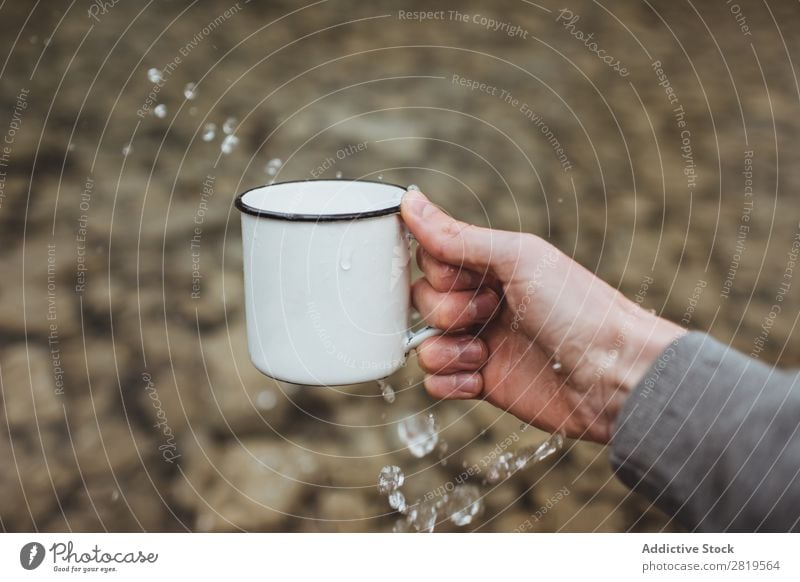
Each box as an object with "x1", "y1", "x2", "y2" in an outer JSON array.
[
  {"x1": 470, "y1": 291, "x2": 498, "y2": 320},
  {"x1": 458, "y1": 341, "x2": 484, "y2": 364},
  {"x1": 405, "y1": 191, "x2": 437, "y2": 219},
  {"x1": 453, "y1": 374, "x2": 480, "y2": 395}
]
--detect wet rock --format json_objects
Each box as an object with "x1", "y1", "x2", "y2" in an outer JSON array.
[
  {"x1": 175, "y1": 439, "x2": 318, "y2": 531},
  {"x1": 1, "y1": 344, "x2": 64, "y2": 428},
  {"x1": 200, "y1": 325, "x2": 291, "y2": 434}
]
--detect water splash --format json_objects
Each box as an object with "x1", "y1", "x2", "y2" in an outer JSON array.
[
  {"x1": 183, "y1": 82, "x2": 198, "y2": 100},
  {"x1": 222, "y1": 116, "x2": 237, "y2": 135},
  {"x1": 483, "y1": 432, "x2": 565, "y2": 485},
  {"x1": 147, "y1": 68, "x2": 162, "y2": 83},
  {"x1": 406, "y1": 499, "x2": 437, "y2": 533},
  {"x1": 529, "y1": 431, "x2": 564, "y2": 464},
  {"x1": 397, "y1": 413, "x2": 438, "y2": 458},
  {"x1": 265, "y1": 158, "x2": 283, "y2": 176},
  {"x1": 377, "y1": 465, "x2": 404, "y2": 495},
  {"x1": 484, "y1": 452, "x2": 515, "y2": 485},
  {"x1": 202, "y1": 123, "x2": 216, "y2": 142},
  {"x1": 220, "y1": 134, "x2": 239, "y2": 155}
]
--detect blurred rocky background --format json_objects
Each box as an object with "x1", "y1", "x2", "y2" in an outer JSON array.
[{"x1": 1, "y1": 0, "x2": 799, "y2": 532}]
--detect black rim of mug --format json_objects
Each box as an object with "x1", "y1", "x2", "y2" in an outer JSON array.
[{"x1": 234, "y1": 178, "x2": 407, "y2": 222}]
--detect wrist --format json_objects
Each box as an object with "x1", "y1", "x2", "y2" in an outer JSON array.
[{"x1": 597, "y1": 303, "x2": 686, "y2": 443}]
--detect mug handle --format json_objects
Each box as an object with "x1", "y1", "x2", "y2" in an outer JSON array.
[
  {"x1": 402, "y1": 224, "x2": 444, "y2": 353},
  {"x1": 405, "y1": 325, "x2": 443, "y2": 351}
]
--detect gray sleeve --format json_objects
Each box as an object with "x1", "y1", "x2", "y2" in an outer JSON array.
[{"x1": 610, "y1": 331, "x2": 800, "y2": 532}]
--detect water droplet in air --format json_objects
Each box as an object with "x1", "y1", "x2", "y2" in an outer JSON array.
[
  {"x1": 67, "y1": 143, "x2": 75, "y2": 152},
  {"x1": 378, "y1": 380, "x2": 395, "y2": 404},
  {"x1": 111, "y1": 489, "x2": 120, "y2": 502},
  {"x1": 377, "y1": 174, "x2": 384, "y2": 181},
  {"x1": 222, "y1": 117, "x2": 237, "y2": 134},
  {"x1": 406, "y1": 184, "x2": 419, "y2": 191},
  {"x1": 147, "y1": 68, "x2": 162, "y2": 83},
  {"x1": 220, "y1": 134, "x2": 239, "y2": 154},
  {"x1": 377, "y1": 465, "x2": 405, "y2": 495},
  {"x1": 122, "y1": 144, "x2": 133, "y2": 156},
  {"x1": 557, "y1": 197, "x2": 564, "y2": 203},
  {"x1": 446, "y1": 485, "x2": 483, "y2": 526},
  {"x1": 202, "y1": 123, "x2": 216, "y2": 142},
  {"x1": 183, "y1": 82, "x2": 198, "y2": 100},
  {"x1": 392, "y1": 517, "x2": 412, "y2": 533},
  {"x1": 256, "y1": 390, "x2": 277, "y2": 410},
  {"x1": 388, "y1": 490, "x2": 407, "y2": 513},
  {"x1": 153, "y1": 104, "x2": 167, "y2": 118},
  {"x1": 335, "y1": 171, "x2": 343, "y2": 178},
  {"x1": 265, "y1": 158, "x2": 283, "y2": 176},
  {"x1": 551, "y1": 354, "x2": 562, "y2": 373},
  {"x1": 397, "y1": 413, "x2": 438, "y2": 458}
]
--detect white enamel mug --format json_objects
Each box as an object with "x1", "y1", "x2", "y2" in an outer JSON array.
[{"x1": 235, "y1": 179, "x2": 442, "y2": 386}]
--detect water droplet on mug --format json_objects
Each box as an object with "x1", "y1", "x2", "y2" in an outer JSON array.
[
  {"x1": 222, "y1": 116, "x2": 237, "y2": 134},
  {"x1": 153, "y1": 103, "x2": 167, "y2": 118},
  {"x1": 147, "y1": 67, "x2": 162, "y2": 83},
  {"x1": 265, "y1": 158, "x2": 283, "y2": 176},
  {"x1": 183, "y1": 82, "x2": 198, "y2": 100},
  {"x1": 339, "y1": 246, "x2": 353, "y2": 271},
  {"x1": 202, "y1": 123, "x2": 216, "y2": 142}
]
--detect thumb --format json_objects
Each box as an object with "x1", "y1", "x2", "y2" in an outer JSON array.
[{"x1": 401, "y1": 190, "x2": 519, "y2": 275}]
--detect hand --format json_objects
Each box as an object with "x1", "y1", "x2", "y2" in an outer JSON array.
[{"x1": 401, "y1": 190, "x2": 685, "y2": 444}]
